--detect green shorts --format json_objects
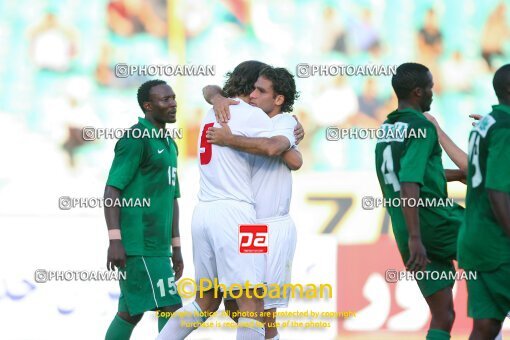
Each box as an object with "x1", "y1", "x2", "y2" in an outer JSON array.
[
  {"x1": 392, "y1": 210, "x2": 461, "y2": 298},
  {"x1": 118, "y1": 256, "x2": 182, "y2": 316},
  {"x1": 394, "y1": 236, "x2": 457, "y2": 298},
  {"x1": 467, "y1": 263, "x2": 510, "y2": 321},
  {"x1": 415, "y1": 260, "x2": 456, "y2": 298},
  {"x1": 395, "y1": 235, "x2": 455, "y2": 298}
]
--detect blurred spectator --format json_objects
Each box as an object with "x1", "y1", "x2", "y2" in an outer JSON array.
[
  {"x1": 441, "y1": 51, "x2": 484, "y2": 93},
  {"x1": 417, "y1": 9, "x2": 443, "y2": 94},
  {"x1": 417, "y1": 9, "x2": 443, "y2": 59},
  {"x1": 314, "y1": 76, "x2": 358, "y2": 125},
  {"x1": 107, "y1": 0, "x2": 167, "y2": 37},
  {"x1": 358, "y1": 78, "x2": 383, "y2": 119},
  {"x1": 183, "y1": 0, "x2": 213, "y2": 38},
  {"x1": 61, "y1": 91, "x2": 98, "y2": 168},
  {"x1": 347, "y1": 8, "x2": 380, "y2": 54},
  {"x1": 95, "y1": 43, "x2": 147, "y2": 88},
  {"x1": 342, "y1": 78, "x2": 385, "y2": 129},
  {"x1": 321, "y1": 6, "x2": 348, "y2": 54},
  {"x1": 481, "y1": 2, "x2": 510, "y2": 70},
  {"x1": 29, "y1": 12, "x2": 77, "y2": 72},
  {"x1": 95, "y1": 44, "x2": 114, "y2": 86}
]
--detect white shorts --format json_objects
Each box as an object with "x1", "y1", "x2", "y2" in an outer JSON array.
[
  {"x1": 258, "y1": 214, "x2": 297, "y2": 309},
  {"x1": 191, "y1": 200, "x2": 265, "y2": 289}
]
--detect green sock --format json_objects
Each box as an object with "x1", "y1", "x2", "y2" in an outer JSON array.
[
  {"x1": 426, "y1": 329, "x2": 451, "y2": 340},
  {"x1": 105, "y1": 315, "x2": 136, "y2": 340},
  {"x1": 158, "y1": 315, "x2": 170, "y2": 332}
]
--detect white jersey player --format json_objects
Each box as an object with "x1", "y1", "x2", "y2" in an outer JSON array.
[
  {"x1": 206, "y1": 66, "x2": 302, "y2": 340},
  {"x1": 158, "y1": 61, "x2": 301, "y2": 340}
]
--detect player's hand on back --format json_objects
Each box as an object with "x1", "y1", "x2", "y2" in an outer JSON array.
[
  {"x1": 107, "y1": 240, "x2": 126, "y2": 270},
  {"x1": 172, "y1": 248, "x2": 184, "y2": 281},
  {"x1": 206, "y1": 122, "x2": 232, "y2": 146},
  {"x1": 212, "y1": 94, "x2": 239, "y2": 123},
  {"x1": 293, "y1": 115, "x2": 305, "y2": 144},
  {"x1": 406, "y1": 237, "x2": 430, "y2": 272},
  {"x1": 469, "y1": 114, "x2": 483, "y2": 126}
]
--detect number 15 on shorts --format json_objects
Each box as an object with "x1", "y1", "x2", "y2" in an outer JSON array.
[{"x1": 239, "y1": 225, "x2": 268, "y2": 254}]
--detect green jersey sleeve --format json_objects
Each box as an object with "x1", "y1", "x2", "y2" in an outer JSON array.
[
  {"x1": 486, "y1": 129, "x2": 510, "y2": 193},
  {"x1": 399, "y1": 124, "x2": 436, "y2": 185},
  {"x1": 106, "y1": 137, "x2": 144, "y2": 190}
]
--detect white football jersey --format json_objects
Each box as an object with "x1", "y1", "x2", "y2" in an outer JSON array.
[
  {"x1": 197, "y1": 100, "x2": 273, "y2": 203},
  {"x1": 252, "y1": 113, "x2": 297, "y2": 219}
]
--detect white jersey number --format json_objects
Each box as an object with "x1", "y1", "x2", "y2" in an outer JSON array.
[
  {"x1": 381, "y1": 145, "x2": 401, "y2": 192},
  {"x1": 468, "y1": 133, "x2": 482, "y2": 188}
]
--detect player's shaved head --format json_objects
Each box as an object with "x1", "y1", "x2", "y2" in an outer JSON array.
[
  {"x1": 223, "y1": 60, "x2": 268, "y2": 97},
  {"x1": 259, "y1": 66, "x2": 300, "y2": 113},
  {"x1": 392, "y1": 63, "x2": 431, "y2": 100},
  {"x1": 137, "y1": 79, "x2": 167, "y2": 112},
  {"x1": 493, "y1": 64, "x2": 510, "y2": 103}
]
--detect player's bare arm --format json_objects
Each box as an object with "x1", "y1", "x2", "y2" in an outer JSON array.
[
  {"x1": 171, "y1": 198, "x2": 184, "y2": 280},
  {"x1": 444, "y1": 169, "x2": 466, "y2": 183},
  {"x1": 202, "y1": 85, "x2": 239, "y2": 123},
  {"x1": 206, "y1": 122, "x2": 291, "y2": 157},
  {"x1": 282, "y1": 148, "x2": 303, "y2": 170},
  {"x1": 400, "y1": 182, "x2": 430, "y2": 272},
  {"x1": 487, "y1": 189, "x2": 510, "y2": 238},
  {"x1": 424, "y1": 113, "x2": 468, "y2": 173},
  {"x1": 203, "y1": 90, "x2": 305, "y2": 144},
  {"x1": 104, "y1": 185, "x2": 126, "y2": 270}
]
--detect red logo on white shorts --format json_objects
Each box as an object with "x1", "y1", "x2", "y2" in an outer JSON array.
[{"x1": 239, "y1": 225, "x2": 268, "y2": 253}]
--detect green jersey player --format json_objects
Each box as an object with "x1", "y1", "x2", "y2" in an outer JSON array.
[
  {"x1": 375, "y1": 63, "x2": 465, "y2": 340},
  {"x1": 458, "y1": 64, "x2": 510, "y2": 340},
  {"x1": 104, "y1": 80, "x2": 183, "y2": 339}
]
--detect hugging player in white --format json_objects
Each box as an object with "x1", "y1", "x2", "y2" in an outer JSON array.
[
  {"x1": 206, "y1": 65, "x2": 302, "y2": 340},
  {"x1": 157, "y1": 61, "x2": 303, "y2": 340}
]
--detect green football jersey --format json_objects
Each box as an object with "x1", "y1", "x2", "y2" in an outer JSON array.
[
  {"x1": 458, "y1": 104, "x2": 510, "y2": 271},
  {"x1": 106, "y1": 117, "x2": 180, "y2": 257},
  {"x1": 375, "y1": 108, "x2": 464, "y2": 262}
]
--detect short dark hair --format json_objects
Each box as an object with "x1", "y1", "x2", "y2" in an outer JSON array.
[
  {"x1": 391, "y1": 63, "x2": 430, "y2": 100},
  {"x1": 259, "y1": 66, "x2": 300, "y2": 112},
  {"x1": 137, "y1": 79, "x2": 167, "y2": 112},
  {"x1": 493, "y1": 64, "x2": 510, "y2": 100},
  {"x1": 223, "y1": 60, "x2": 268, "y2": 97}
]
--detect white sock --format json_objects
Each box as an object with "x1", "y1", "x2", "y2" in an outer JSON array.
[
  {"x1": 236, "y1": 317, "x2": 265, "y2": 340},
  {"x1": 157, "y1": 301, "x2": 205, "y2": 340}
]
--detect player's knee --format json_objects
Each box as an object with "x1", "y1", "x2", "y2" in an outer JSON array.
[
  {"x1": 117, "y1": 311, "x2": 143, "y2": 325},
  {"x1": 472, "y1": 319, "x2": 501, "y2": 339},
  {"x1": 430, "y1": 306, "x2": 455, "y2": 330},
  {"x1": 197, "y1": 295, "x2": 221, "y2": 314},
  {"x1": 237, "y1": 295, "x2": 264, "y2": 312}
]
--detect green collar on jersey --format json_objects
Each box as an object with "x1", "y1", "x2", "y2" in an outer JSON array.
[
  {"x1": 492, "y1": 104, "x2": 510, "y2": 115},
  {"x1": 388, "y1": 107, "x2": 426, "y2": 119},
  {"x1": 138, "y1": 116, "x2": 178, "y2": 152},
  {"x1": 138, "y1": 116, "x2": 159, "y2": 131}
]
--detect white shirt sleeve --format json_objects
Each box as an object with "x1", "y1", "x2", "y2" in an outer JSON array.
[{"x1": 270, "y1": 114, "x2": 297, "y2": 148}]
